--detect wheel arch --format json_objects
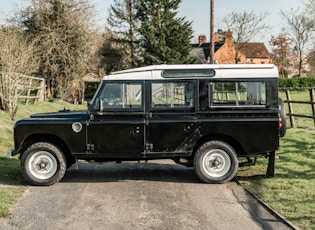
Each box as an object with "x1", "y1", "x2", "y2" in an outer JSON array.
[
  {"x1": 19, "y1": 134, "x2": 75, "y2": 167},
  {"x1": 193, "y1": 134, "x2": 245, "y2": 158}
]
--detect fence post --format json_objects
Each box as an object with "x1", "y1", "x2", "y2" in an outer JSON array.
[
  {"x1": 39, "y1": 79, "x2": 46, "y2": 102},
  {"x1": 25, "y1": 78, "x2": 32, "y2": 106},
  {"x1": 285, "y1": 89, "x2": 296, "y2": 128},
  {"x1": 310, "y1": 88, "x2": 315, "y2": 126}
]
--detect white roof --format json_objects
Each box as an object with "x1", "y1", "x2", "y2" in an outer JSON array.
[{"x1": 102, "y1": 64, "x2": 278, "y2": 80}]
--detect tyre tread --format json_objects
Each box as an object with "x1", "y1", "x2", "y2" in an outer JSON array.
[
  {"x1": 193, "y1": 140, "x2": 238, "y2": 183},
  {"x1": 21, "y1": 142, "x2": 66, "y2": 186}
]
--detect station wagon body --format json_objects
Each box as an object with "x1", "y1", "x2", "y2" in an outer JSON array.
[{"x1": 8, "y1": 64, "x2": 286, "y2": 185}]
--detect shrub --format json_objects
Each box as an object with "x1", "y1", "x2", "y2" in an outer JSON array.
[{"x1": 279, "y1": 77, "x2": 315, "y2": 88}]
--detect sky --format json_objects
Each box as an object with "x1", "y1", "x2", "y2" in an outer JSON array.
[{"x1": 0, "y1": 0, "x2": 305, "y2": 46}]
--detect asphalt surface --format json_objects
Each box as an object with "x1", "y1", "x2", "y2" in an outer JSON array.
[{"x1": 0, "y1": 160, "x2": 295, "y2": 230}]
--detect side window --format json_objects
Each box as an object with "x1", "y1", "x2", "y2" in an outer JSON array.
[
  {"x1": 98, "y1": 82, "x2": 142, "y2": 111},
  {"x1": 151, "y1": 81, "x2": 194, "y2": 109},
  {"x1": 209, "y1": 81, "x2": 266, "y2": 107}
]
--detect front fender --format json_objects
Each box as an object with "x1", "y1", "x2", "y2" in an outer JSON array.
[{"x1": 14, "y1": 119, "x2": 87, "y2": 155}]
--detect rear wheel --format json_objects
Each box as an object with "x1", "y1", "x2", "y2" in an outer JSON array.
[
  {"x1": 194, "y1": 141, "x2": 238, "y2": 183},
  {"x1": 21, "y1": 142, "x2": 66, "y2": 186}
]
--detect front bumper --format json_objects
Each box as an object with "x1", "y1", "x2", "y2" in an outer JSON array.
[{"x1": 7, "y1": 149, "x2": 16, "y2": 158}]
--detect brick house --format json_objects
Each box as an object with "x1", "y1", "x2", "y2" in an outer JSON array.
[{"x1": 190, "y1": 30, "x2": 272, "y2": 64}]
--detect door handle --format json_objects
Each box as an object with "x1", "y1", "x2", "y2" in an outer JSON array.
[{"x1": 184, "y1": 123, "x2": 194, "y2": 131}]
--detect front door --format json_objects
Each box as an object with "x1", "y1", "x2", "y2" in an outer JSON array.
[{"x1": 88, "y1": 81, "x2": 145, "y2": 158}]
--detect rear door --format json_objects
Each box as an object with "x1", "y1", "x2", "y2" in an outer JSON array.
[{"x1": 145, "y1": 80, "x2": 198, "y2": 156}]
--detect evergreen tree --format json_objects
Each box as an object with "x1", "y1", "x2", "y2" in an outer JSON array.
[
  {"x1": 137, "y1": 0, "x2": 194, "y2": 65},
  {"x1": 107, "y1": 0, "x2": 141, "y2": 70},
  {"x1": 98, "y1": 32, "x2": 127, "y2": 74}
]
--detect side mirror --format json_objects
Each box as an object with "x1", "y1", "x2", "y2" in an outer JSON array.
[{"x1": 87, "y1": 100, "x2": 91, "y2": 110}]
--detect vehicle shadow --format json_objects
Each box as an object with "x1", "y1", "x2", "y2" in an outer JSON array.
[{"x1": 61, "y1": 160, "x2": 201, "y2": 184}]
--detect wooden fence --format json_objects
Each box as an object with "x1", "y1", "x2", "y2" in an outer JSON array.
[
  {"x1": 18, "y1": 75, "x2": 46, "y2": 105},
  {"x1": 280, "y1": 87, "x2": 315, "y2": 128}
]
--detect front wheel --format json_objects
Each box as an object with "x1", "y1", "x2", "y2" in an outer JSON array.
[
  {"x1": 21, "y1": 142, "x2": 66, "y2": 186},
  {"x1": 194, "y1": 141, "x2": 238, "y2": 183}
]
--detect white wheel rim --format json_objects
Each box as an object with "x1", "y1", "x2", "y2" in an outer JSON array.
[
  {"x1": 28, "y1": 151, "x2": 58, "y2": 180},
  {"x1": 202, "y1": 149, "x2": 231, "y2": 178}
]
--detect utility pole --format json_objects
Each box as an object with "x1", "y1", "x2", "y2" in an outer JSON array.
[{"x1": 209, "y1": 0, "x2": 214, "y2": 64}]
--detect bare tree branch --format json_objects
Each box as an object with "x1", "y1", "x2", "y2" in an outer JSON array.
[
  {"x1": 0, "y1": 26, "x2": 39, "y2": 119},
  {"x1": 17, "y1": 0, "x2": 96, "y2": 98},
  {"x1": 220, "y1": 10, "x2": 270, "y2": 63},
  {"x1": 280, "y1": 8, "x2": 315, "y2": 76}
]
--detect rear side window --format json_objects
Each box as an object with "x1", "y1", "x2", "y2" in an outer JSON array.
[
  {"x1": 209, "y1": 81, "x2": 266, "y2": 108},
  {"x1": 150, "y1": 81, "x2": 195, "y2": 109}
]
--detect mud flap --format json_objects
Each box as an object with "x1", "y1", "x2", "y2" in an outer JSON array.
[{"x1": 266, "y1": 151, "x2": 275, "y2": 177}]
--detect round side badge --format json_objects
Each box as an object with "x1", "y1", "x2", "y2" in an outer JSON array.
[{"x1": 72, "y1": 122, "x2": 82, "y2": 133}]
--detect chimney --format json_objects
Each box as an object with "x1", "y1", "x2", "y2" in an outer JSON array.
[
  {"x1": 214, "y1": 29, "x2": 224, "y2": 43},
  {"x1": 198, "y1": 35, "x2": 207, "y2": 45},
  {"x1": 224, "y1": 30, "x2": 233, "y2": 44},
  {"x1": 214, "y1": 33, "x2": 219, "y2": 42}
]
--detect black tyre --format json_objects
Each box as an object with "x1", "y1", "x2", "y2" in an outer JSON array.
[
  {"x1": 193, "y1": 141, "x2": 238, "y2": 183},
  {"x1": 21, "y1": 142, "x2": 67, "y2": 186},
  {"x1": 278, "y1": 97, "x2": 287, "y2": 137}
]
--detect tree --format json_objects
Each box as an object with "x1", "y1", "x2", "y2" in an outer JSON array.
[
  {"x1": 307, "y1": 49, "x2": 315, "y2": 75},
  {"x1": 305, "y1": 0, "x2": 315, "y2": 76},
  {"x1": 137, "y1": 0, "x2": 194, "y2": 65},
  {"x1": 305, "y1": 0, "x2": 315, "y2": 16},
  {"x1": 280, "y1": 8, "x2": 314, "y2": 76},
  {"x1": 269, "y1": 31, "x2": 290, "y2": 77},
  {"x1": 0, "y1": 26, "x2": 39, "y2": 120},
  {"x1": 85, "y1": 31, "x2": 107, "y2": 77},
  {"x1": 221, "y1": 10, "x2": 270, "y2": 63},
  {"x1": 107, "y1": 0, "x2": 141, "y2": 69},
  {"x1": 18, "y1": 0, "x2": 95, "y2": 98},
  {"x1": 98, "y1": 32, "x2": 127, "y2": 74}
]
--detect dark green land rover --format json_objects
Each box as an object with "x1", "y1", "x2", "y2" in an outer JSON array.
[{"x1": 8, "y1": 64, "x2": 286, "y2": 185}]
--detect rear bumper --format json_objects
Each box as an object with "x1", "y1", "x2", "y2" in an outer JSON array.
[{"x1": 7, "y1": 149, "x2": 17, "y2": 158}]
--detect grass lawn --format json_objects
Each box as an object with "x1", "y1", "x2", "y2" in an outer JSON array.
[
  {"x1": 237, "y1": 128, "x2": 315, "y2": 230},
  {"x1": 0, "y1": 100, "x2": 85, "y2": 218}
]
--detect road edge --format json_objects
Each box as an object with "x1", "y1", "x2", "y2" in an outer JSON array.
[{"x1": 234, "y1": 179, "x2": 299, "y2": 230}]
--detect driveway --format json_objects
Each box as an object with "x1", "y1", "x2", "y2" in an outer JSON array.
[{"x1": 0, "y1": 160, "x2": 294, "y2": 230}]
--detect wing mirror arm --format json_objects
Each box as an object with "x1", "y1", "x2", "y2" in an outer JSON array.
[{"x1": 89, "y1": 98, "x2": 103, "y2": 112}]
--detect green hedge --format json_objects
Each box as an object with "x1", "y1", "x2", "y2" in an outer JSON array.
[{"x1": 279, "y1": 77, "x2": 315, "y2": 88}]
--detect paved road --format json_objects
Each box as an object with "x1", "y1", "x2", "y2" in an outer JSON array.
[{"x1": 1, "y1": 160, "x2": 294, "y2": 230}]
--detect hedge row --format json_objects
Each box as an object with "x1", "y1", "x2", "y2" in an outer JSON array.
[{"x1": 279, "y1": 77, "x2": 315, "y2": 88}]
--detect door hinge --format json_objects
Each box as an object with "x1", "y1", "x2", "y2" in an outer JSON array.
[
  {"x1": 145, "y1": 143, "x2": 153, "y2": 151},
  {"x1": 87, "y1": 144, "x2": 95, "y2": 151}
]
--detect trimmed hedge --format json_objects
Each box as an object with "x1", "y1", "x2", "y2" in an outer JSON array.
[{"x1": 279, "y1": 77, "x2": 315, "y2": 88}]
